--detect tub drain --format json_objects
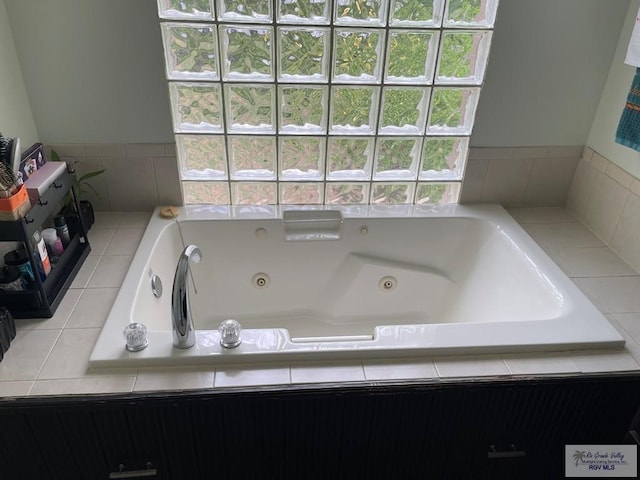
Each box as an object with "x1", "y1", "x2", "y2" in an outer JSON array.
[
  {"x1": 252, "y1": 273, "x2": 270, "y2": 289},
  {"x1": 379, "y1": 276, "x2": 397, "y2": 292}
]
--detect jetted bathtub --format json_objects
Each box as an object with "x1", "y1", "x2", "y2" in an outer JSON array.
[{"x1": 90, "y1": 204, "x2": 624, "y2": 367}]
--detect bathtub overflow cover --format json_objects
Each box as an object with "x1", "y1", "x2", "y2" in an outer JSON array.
[
  {"x1": 379, "y1": 276, "x2": 397, "y2": 292},
  {"x1": 150, "y1": 274, "x2": 163, "y2": 298},
  {"x1": 252, "y1": 273, "x2": 270, "y2": 289}
]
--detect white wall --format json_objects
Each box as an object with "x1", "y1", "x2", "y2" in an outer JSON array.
[
  {"x1": 4, "y1": 0, "x2": 173, "y2": 144},
  {"x1": 586, "y1": 0, "x2": 640, "y2": 179},
  {"x1": 3, "y1": 0, "x2": 631, "y2": 149},
  {"x1": 472, "y1": 0, "x2": 630, "y2": 147},
  {"x1": 0, "y1": 0, "x2": 38, "y2": 147}
]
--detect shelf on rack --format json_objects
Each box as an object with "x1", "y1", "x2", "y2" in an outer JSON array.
[{"x1": 0, "y1": 170, "x2": 91, "y2": 318}]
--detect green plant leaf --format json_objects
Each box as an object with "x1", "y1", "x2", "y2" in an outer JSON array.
[
  {"x1": 81, "y1": 181, "x2": 102, "y2": 198},
  {"x1": 77, "y1": 169, "x2": 106, "y2": 183},
  {"x1": 50, "y1": 149, "x2": 106, "y2": 200}
]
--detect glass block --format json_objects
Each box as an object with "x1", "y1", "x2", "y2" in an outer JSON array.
[
  {"x1": 420, "y1": 137, "x2": 469, "y2": 180},
  {"x1": 170, "y1": 83, "x2": 223, "y2": 133},
  {"x1": 279, "y1": 137, "x2": 325, "y2": 180},
  {"x1": 379, "y1": 87, "x2": 429, "y2": 134},
  {"x1": 279, "y1": 86, "x2": 327, "y2": 133},
  {"x1": 221, "y1": 26, "x2": 273, "y2": 80},
  {"x1": 326, "y1": 183, "x2": 369, "y2": 204},
  {"x1": 427, "y1": 87, "x2": 480, "y2": 135},
  {"x1": 436, "y1": 31, "x2": 492, "y2": 85},
  {"x1": 218, "y1": 0, "x2": 272, "y2": 22},
  {"x1": 444, "y1": 0, "x2": 498, "y2": 28},
  {"x1": 333, "y1": 29, "x2": 384, "y2": 83},
  {"x1": 415, "y1": 182, "x2": 460, "y2": 204},
  {"x1": 157, "y1": 0, "x2": 212, "y2": 19},
  {"x1": 231, "y1": 182, "x2": 277, "y2": 204},
  {"x1": 389, "y1": 0, "x2": 444, "y2": 26},
  {"x1": 280, "y1": 183, "x2": 323, "y2": 204},
  {"x1": 334, "y1": 0, "x2": 387, "y2": 26},
  {"x1": 385, "y1": 31, "x2": 438, "y2": 84},
  {"x1": 183, "y1": 181, "x2": 230, "y2": 204},
  {"x1": 373, "y1": 138, "x2": 421, "y2": 180},
  {"x1": 327, "y1": 138, "x2": 373, "y2": 180},
  {"x1": 177, "y1": 135, "x2": 227, "y2": 180},
  {"x1": 162, "y1": 24, "x2": 218, "y2": 80},
  {"x1": 330, "y1": 86, "x2": 379, "y2": 134},
  {"x1": 371, "y1": 183, "x2": 414, "y2": 204},
  {"x1": 278, "y1": 0, "x2": 330, "y2": 24},
  {"x1": 278, "y1": 27, "x2": 330, "y2": 82},
  {"x1": 226, "y1": 84, "x2": 275, "y2": 133},
  {"x1": 228, "y1": 136, "x2": 276, "y2": 179}
]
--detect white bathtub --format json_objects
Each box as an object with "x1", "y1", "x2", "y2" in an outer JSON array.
[{"x1": 90, "y1": 204, "x2": 624, "y2": 367}]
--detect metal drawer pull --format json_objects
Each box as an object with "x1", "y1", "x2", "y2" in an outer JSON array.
[
  {"x1": 25, "y1": 216, "x2": 34, "y2": 224},
  {"x1": 53, "y1": 181, "x2": 63, "y2": 189},
  {"x1": 109, "y1": 462, "x2": 157, "y2": 479},
  {"x1": 38, "y1": 199, "x2": 48, "y2": 206},
  {"x1": 488, "y1": 444, "x2": 526, "y2": 459}
]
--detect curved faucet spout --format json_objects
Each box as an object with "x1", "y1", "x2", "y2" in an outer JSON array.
[{"x1": 172, "y1": 244, "x2": 201, "y2": 348}]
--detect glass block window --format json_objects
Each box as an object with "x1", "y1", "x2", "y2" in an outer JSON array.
[{"x1": 158, "y1": 0, "x2": 499, "y2": 205}]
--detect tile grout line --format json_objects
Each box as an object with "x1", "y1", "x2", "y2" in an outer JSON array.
[
  {"x1": 25, "y1": 380, "x2": 37, "y2": 396},
  {"x1": 58, "y1": 288, "x2": 85, "y2": 331},
  {"x1": 31, "y1": 328, "x2": 65, "y2": 384},
  {"x1": 30, "y1": 213, "x2": 121, "y2": 389}
]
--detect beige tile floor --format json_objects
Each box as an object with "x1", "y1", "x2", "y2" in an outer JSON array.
[{"x1": 1, "y1": 207, "x2": 639, "y2": 397}]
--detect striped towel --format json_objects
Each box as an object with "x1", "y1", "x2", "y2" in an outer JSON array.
[{"x1": 616, "y1": 67, "x2": 640, "y2": 152}]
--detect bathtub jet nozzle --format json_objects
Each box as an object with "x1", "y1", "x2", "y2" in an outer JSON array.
[{"x1": 172, "y1": 244, "x2": 201, "y2": 349}]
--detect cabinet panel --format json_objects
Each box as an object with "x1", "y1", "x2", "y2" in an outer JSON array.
[
  {"x1": 0, "y1": 412, "x2": 50, "y2": 480},
  {"x1": 0, "y1": 376, "x2": 638, "y2": 479}
]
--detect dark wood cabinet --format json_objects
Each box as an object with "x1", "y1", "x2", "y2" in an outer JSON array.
[{"x1": 0, "y1": 375, "x2": 638, "y2": 479}]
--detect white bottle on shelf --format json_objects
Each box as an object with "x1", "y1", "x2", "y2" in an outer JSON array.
[
  {"x1": 42, "y1": 228, "x2": 64, "y2": 257},
  {"x1": 32, "y1": 230, "x2": 51, "y2": 278}
]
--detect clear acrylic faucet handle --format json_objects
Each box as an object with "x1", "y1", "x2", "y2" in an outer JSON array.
[
  {"x1": 219, "y1": 319, "x2": 242, "y2": 349},
  {"x1": 123, "y1": 322, "x2": 148, "y2": 352}
]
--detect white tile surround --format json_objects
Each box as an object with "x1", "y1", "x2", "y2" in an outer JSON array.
[
  {"x1": 46, "y1": 143, "x2": 181, "y2": 212},
  {"x1": 567, "y1": 147, "x2": 640, "y2": 274},
  {"x1": 1, "y1": 204, "x2": 640, "y2": 398},
  {"x1": 460, "y1": 146, "x2": 583, "y2": 207},
  {"x1": 49, "y1": 143, "x2": 582, "y2": 211}
]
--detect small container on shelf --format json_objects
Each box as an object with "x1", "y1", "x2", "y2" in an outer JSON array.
[
  {"x1": 4, "y1": 247, "x2": 35, "y2": 284},
  {"x1": 0, "y1": 184, "x2": 31, "y2": 221},
  {"x1": 54, "y1": 215, "x2": 71, "y2": 247},
  {"x1": 32, "y1": 229, "x2": 51, "y2": 278},
  {"x1": 0, "y1": 266, "x2": 24, "y2": 291},
  {"x1": 42, "y1": 228, "x2": 64, "y2": 257},
  {"x1": 24, "y1": 161, "x2": 67, "y2": 204}
]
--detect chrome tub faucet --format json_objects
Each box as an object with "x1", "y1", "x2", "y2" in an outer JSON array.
[{"x1": 172, "y1": 244, "x2": 201, "y2": 349}]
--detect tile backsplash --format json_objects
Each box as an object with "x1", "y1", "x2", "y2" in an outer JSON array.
[
  {"x1": 46, "y1": 142, "x2": 585, "y2": 212},
  {"x1": 46, "y1": 143, "x2": 180, "y2": 211},
  {"x1": 567, "y1": 147, "x2": 640, "y2": 273},
  {"x1": 459, "y1": 145, "x2": 583, "y2": 206},
  {"x1": 461, "y1": 143, "x2": 640, "y2": 275}
]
